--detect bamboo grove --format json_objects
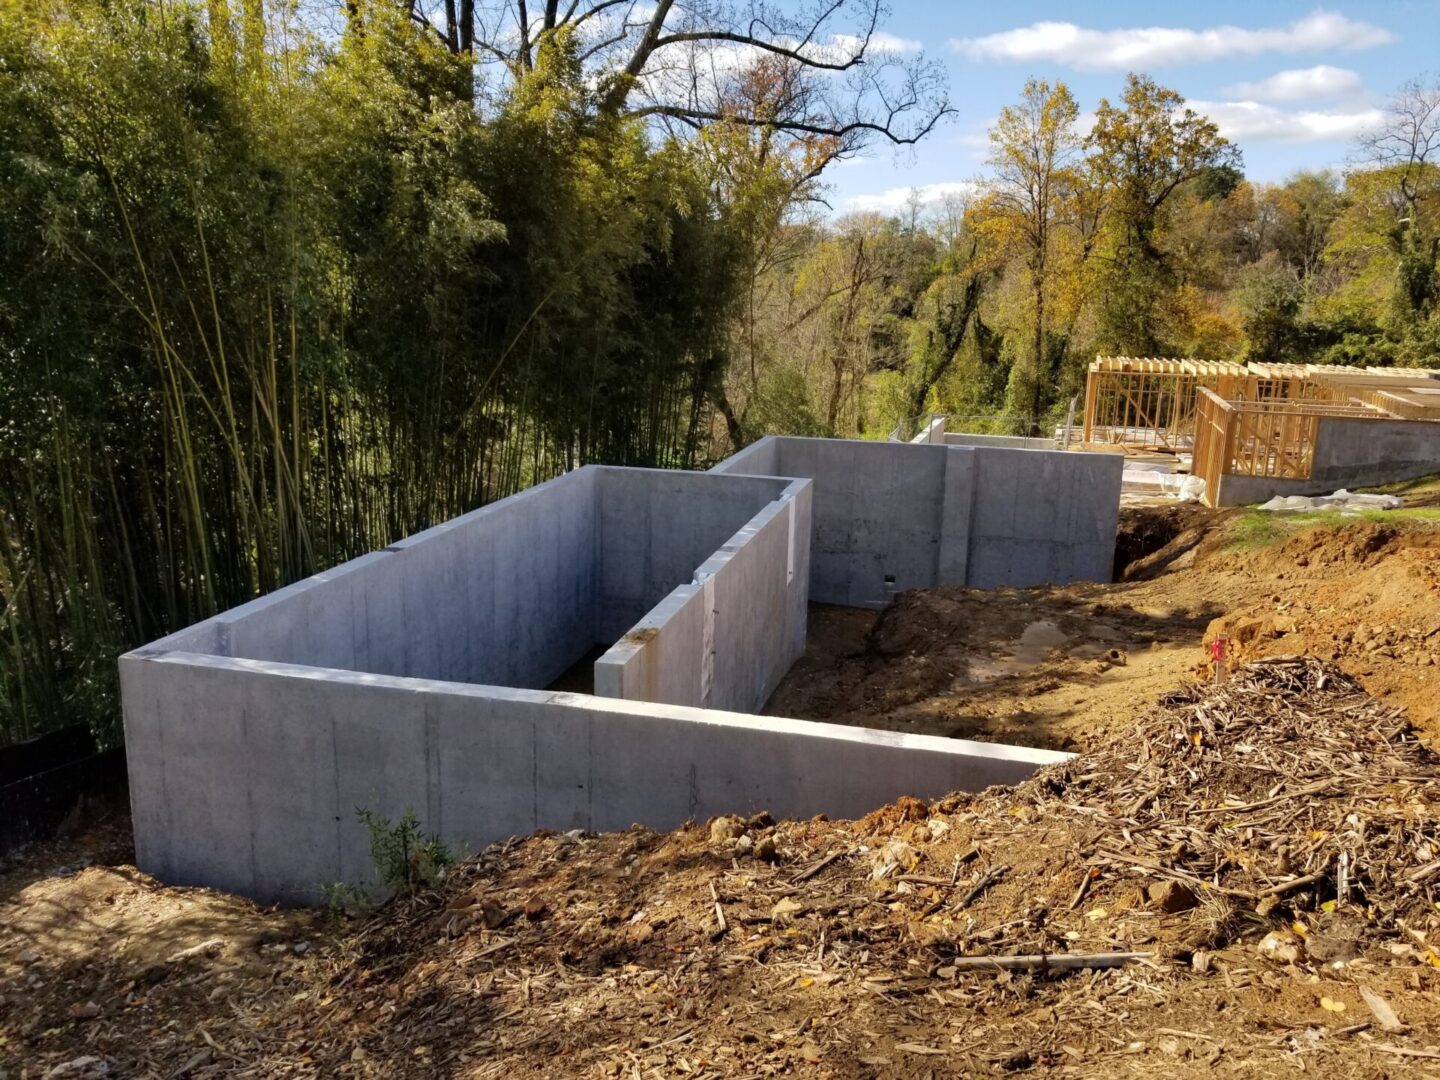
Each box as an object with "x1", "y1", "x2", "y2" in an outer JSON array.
[{"x1": 0, "y1": 0, "x2": 867, "y2": 743}]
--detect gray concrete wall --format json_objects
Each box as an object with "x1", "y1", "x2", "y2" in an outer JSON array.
[
  {"x1": 944, "y1": 432, "x2": 1054, "y2": 451},
  {"x1": 714, "y1": 436, "x2": 1122, "y2": 603},
  {"x1": 142, "y1": 467, "x2": 793, "y2": 692},
  {"x1": 176, "y1": 469, "x2": 601, "y2": 690},
  {"x1": 966, "y1": 446, "x2": 1121, "y2": 587},
  {"x1": 1213, "y1": 417, "x2": 1440, "y2": 506},
  {"x1": 119, "y1": 651, "x2": 1068, "y2": 904},
  {"x1": 910, "y1": 416, "x2": 947, "y2": 444},
  {"x1": 594, "y1": 468, "x2": 792, "y2": 642},
  {"x1": 120, "y1": 439, "x2": 1119, "y2": 906},
  {"x1": 595, "y1": 480, "x2": 811, "y2": 712}
]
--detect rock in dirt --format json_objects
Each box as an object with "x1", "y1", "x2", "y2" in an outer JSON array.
[
  {"x1": 66, "y1": 1001, "x2": 101, "y2": 1020},
  {"x1": 709, "y1": 816, "x2": 745, "y2": 843},
  {"x1": 1147, "y1": 879, "x2": 1197, "y2": 913},
  {"x1": 753, "y1": 835, "x2": 778, "y2": 862},
  {"x1": 42, "y1": 1058, "x2": 110, "y2": 1079},
  {"x1": 1259, "y1": 930, "x2": 1306, "y2": 965},
  {"x1": 871, "y1": 839, "x2": 918, "y2": 880}
]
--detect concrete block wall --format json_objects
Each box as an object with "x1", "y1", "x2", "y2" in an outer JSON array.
[
  {"x1": 1212, "y1": 417, "x2": 1440, "y2": 506},
  {"x1": 713, "y1": 436, "x2": 1122, "y2": 604},
  {"x1": 594, "y1": 479, "x2": 811, "y2": 712},
  {"x1": 119, "y1": 652, "x2": 1067, "y2": 904},
  {"x1": 944, "y1": 432, "x2": 1055, "y2": 451}
]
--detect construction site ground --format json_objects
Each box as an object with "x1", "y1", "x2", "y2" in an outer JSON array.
[{"x1": 6, "y1": 478, "x2": 1440, "y2": 1079}]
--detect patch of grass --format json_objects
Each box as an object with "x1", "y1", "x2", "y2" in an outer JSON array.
[
  {"x1": 1356, "y1": 473, "x2": 1440, "y2": 497},
  {"x1": 1220, "y1": 506, "x2": 1440, "y2": 550}
]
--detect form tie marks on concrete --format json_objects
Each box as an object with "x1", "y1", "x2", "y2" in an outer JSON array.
[{"x1": 121, "y1": 438, "x2": 1121, "y2": 903}]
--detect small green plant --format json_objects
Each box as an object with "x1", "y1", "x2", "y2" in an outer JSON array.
[
  {"x1": 356, "y1": 807, "x2": 456, "y2": 897},
  {"x1": 320, "y1": 807, "x2": 455, "y2": 916},
  {"x1": 320, "y1": 880, "x2": 372, "y2": 920}
]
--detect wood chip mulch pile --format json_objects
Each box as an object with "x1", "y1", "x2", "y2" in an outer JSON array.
[
  {"x1": 237, "y1": 658, "x2": 1440, "y2": 1077},
  {"x1": 11, "y1": 658, "x2": 1440, "y2": 1077}
]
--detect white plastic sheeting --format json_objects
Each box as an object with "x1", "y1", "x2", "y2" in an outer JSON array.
[{"x1": 1256, "y1": 489, "x2": 1404, "y2": 513}]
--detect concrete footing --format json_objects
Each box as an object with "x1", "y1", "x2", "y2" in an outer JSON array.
[{"x1": 121, "y1": 436, "x2": 1122, "y2": 903}]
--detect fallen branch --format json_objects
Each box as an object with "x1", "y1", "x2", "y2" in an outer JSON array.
[
  {"x1": 958, "y1": 864, "x2": 1009, "y2": 908},
  {"x1": 1069, "y1": 865, "x2": 1099, "y2": 910},
  {"x1": 947, "y1": 951, "x2": 1153, "y2": 974},
  {"x1": 1258, "y1": 866, "x2": 1331, "y2": 898},
  {"x1": 1097, "y1": 848, "x2": 1255, "y2": 900},
  {"x1": 789, "y1": 852, "x2": 844, "y2": 884}
]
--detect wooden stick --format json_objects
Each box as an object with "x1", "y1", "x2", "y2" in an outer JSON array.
[
  {"x1": 1257, "y1": 868, "x2": 1330, "y2": 898},
  {"x1": 1068, "y1": 865, "x2": 1098, "y2": 911},
  {"x1": 789, "y1": 852, "x2": 843, "y2": 884},
  {"x1": 1096, "y1": 848, "x2": 1255, "y2": 900},
  {"x1": 947, "y1": 951, "x2": 1152, "y2": 974},
  {"x1": 958, "y1": 864, "x2": 1009, "y2": 908}
]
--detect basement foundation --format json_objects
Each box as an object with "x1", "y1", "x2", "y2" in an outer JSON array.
[{"x1": 120, "y1": 437, "x2": 1121, "y2": 903}]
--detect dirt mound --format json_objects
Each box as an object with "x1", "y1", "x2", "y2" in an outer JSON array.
[
  {"x1": 9, "y1": 665, "x2": 1440, "y2": 1075},
  {"x1": 243, "y1": 659, "x2": 1440, "y2": 1077},
  {"x1": 0, "y1": 860, "x2": 316, "y2": 1077},
  {"x1": 1278, "y1": 521, "x2": 1405, "y2": 569},
  {"x1": 769, "y1": 511, "x2": 1440, "y2": 753}
]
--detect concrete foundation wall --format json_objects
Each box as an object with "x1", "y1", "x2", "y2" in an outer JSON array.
[
  {"x1": 171, "y1": 469, "x2": 600, "y2": 689},
  {"x1": 120, "y1": 652, "x2": 1067, "y2": 904},
  {"x1": 595, "y1": 480, "x2": 811, "y2": 712},
  {"x1": 1212, "y1": 417, "x2": 1440, "y2": 506},
  {"x1": 121, "y1": 437, "x2": 1117, "y2": 905},
  {"x1": 144, "y1": 467, "x2": 793, "y2": 692},
  {"x1": 910, "y1": 416, "x2": 946, "y2": 444},
  {"x1": 594, "y1": 468, "x2": 793, "y2": 642},
  {"x1": 967, "y1": 446, "x2": 1121, "y2": 588},
  {"x1": 714, "y1": 436, "x2": 1122, "y2": 604},
  {"x1": 944, "y1": 432, "x2": 1054, "y2": 451}
]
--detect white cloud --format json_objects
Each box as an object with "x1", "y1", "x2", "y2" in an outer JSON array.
[
  {"x1": 1190, "y1": 99, "x2": 1384, "y2": 142},
  {"x1": 1224, "y1": 65, "x2": 1364, "y2": 102},
  {"x1": 832, "y1": 31, "x2": 923, "y2": 55},
  {"x1": 952, "y1": 11, "x2": 1393, "y2": 71},
  {"x1": 845, "y1": 181, "x2": 975, "y2": 213}
]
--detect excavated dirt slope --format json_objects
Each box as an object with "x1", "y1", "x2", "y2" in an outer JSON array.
[
  {"x1": 5, "y1": 499, "x2": 1440, "y2": 1078},
  {"x1": 767, "y1": 507, "x2": 1440, "y2": 752}
]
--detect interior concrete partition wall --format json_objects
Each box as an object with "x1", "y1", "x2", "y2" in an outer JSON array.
[
  {"x1": 910, "y1": 416, "x2": 947, "y2": 444},
  {"x1": 711, "y1": 436, "x2": 1123, "y2": 606},
  {"x1": 594, "y1": 479, "x2": 811, "y2": 713},
  {"x1": 1212, "y1": 417, "x2": 1440, "y2": 506}
]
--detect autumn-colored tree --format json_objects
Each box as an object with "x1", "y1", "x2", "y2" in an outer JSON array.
[
  {"x1": 971, "y1": 78, "x2": 1082, "y2": 424},
  {"x1": 1087, "y1": 74, "x2": 1240, "y2": 353}
]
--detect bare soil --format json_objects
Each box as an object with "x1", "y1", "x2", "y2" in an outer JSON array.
[
  {"x1": 6, "y1": 498, "x2": 1440, "y2": 1078},
  {"x1": 767, "y1": 506, "x2": 1440, "y2": 752}
]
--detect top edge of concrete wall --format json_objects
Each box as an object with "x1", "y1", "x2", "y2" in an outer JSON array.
[
  {"x1": 128, "y1": 648, "x2": 1072, "y2": 769},
  {"x1": 127, "y1": 464, "x2": 798, "y2": 662}
]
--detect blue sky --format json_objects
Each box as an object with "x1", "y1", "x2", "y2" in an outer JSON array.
[{"x1": 828, "y1": 1, "x2": 1439, "y2": 214}]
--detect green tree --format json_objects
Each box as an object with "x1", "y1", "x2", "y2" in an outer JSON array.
[
  {"x1": 972, "y1": 78, "x2": 1082, "y2": 425},
  {"x1": 1087, "y1": 73, "x2": 1240, "y2": 353}
]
